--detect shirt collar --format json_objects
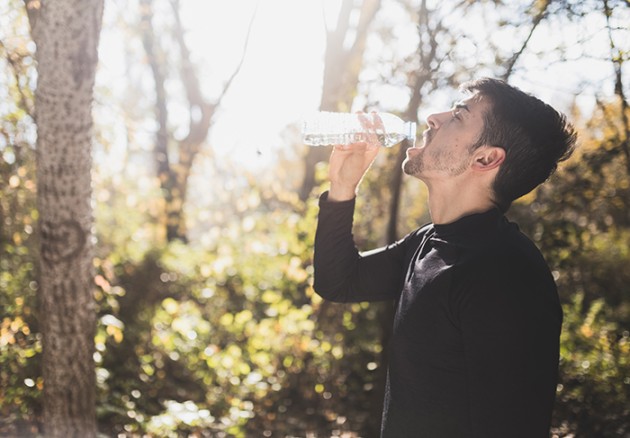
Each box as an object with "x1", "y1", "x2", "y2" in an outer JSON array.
[{"x1": 431, "y1": 208, "x2": 504, "y2": 246}]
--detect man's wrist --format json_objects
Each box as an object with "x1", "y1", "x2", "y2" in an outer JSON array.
[{"x1": 328, "y1": 184, "x2": 357, "y2": 202}]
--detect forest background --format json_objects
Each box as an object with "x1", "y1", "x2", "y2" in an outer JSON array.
[{"x1": 1, "y1": 0, "x2": 629, "y2": 437}]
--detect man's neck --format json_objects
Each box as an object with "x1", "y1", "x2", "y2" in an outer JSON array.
[{"x1": 425, "y1": 181, "x2": 497, "y2": 225}]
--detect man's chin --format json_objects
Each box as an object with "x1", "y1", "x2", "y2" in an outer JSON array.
[
  {"x1": 402, "y1": 158, "x2": 419, "y2": 177},
  {"x1": 402, "y1": 150, "x2": 424, "y2": 176}
]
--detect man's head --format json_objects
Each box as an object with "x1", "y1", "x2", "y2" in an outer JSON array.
[
  {"x1": 461, "y1": 78, "x2": 577, "y2": 211},
  {"x1": 404, "y1": 78, "x2": 577, "y2": 212}
]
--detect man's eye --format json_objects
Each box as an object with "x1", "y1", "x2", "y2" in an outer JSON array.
[{"x1": 451, "y1": 110, "x2": 461, "y2": 120}]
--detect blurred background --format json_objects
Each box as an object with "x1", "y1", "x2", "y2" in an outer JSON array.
[{"x1": 1, "y1": 0, "x2": 629, "y2": 436}]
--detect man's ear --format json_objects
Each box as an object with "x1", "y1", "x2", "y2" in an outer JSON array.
[{"x1": 472, "y1": 146, "x2": 505, "y2": 171}]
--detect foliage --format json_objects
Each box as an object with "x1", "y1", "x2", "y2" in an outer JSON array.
[
  {"x1": 0, "y1": 4, "x2": 41, "y2": 433},
  {"x1": 87, "y1": 176, "x2": 386, "y2": 437},
  {"x1": 554, "y1": 293, "x2": 630, "y2": 437}
]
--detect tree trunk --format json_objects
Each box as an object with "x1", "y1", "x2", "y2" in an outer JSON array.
[
  {"x1": 299, "y1": 0, "x2": 381, "y2": 201},
  {"x1": 603, "y1": 0, "x2": 630, "y2": 175},
  {"x1": 139, "y1": 0, "x2": 253, "y2": 242},
  {"x1": 29, "y1": 0, "x2": 104, "y2": 436}
]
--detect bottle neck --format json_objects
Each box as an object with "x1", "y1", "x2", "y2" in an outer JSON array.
[{"x1": 406, "y1": 121, "x2": 417, "y2": 147}]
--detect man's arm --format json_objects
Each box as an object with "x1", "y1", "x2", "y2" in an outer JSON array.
[
  {"x1": 313, "y1": 122, "x2": 407, "y2": 302},
  {"x1": 313, "y1": 191, "x2": 415, "y2": 303}
]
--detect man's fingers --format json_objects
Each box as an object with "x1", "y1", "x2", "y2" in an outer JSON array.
[
  {"x1": 372, "y1": 112, "x2": 385, "y2": 132},
  {"x1": 333, "y1": 141, "x2": 367, "y2": 152},
  {"x1": 356, "y1": 111, "x2": 385, "y2": 148},
  {"x1": 365, "y1": 112, "x2": 382, "y2": 148},
  {"x1": 357, "y1": 112, "x2": 371, "y2": 130}
]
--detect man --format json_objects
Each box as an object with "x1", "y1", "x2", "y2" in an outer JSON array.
[{"x1": 312, "y1": 78, "x2": 577, "y2": 437}]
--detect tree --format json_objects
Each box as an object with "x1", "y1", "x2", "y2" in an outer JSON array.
[
  {"x1": 27, "y1": 0, "x2": 104, "y2": 435},
  {"x1": 603, "y1": 0, "x2": 630, "y2": 174},
  {"x1": 139, "y1": 0, "x2": 254, "y2": 243}
]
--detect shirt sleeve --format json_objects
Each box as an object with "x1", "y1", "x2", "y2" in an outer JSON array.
[
  {"x1": 313, "y1": 191, "x2": 416, "y2": 303},
  {"x1": 456, "y1": 255, "x2": 562, "y2": 438}
]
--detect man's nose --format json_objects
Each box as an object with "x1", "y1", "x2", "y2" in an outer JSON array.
[{"x1": 426, "y1": 111, "x2": 448, "y2": 129}]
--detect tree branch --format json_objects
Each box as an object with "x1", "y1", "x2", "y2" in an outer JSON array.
[
  {"x1": 22, "y1": 0, "x2": 40, "y2": 35},
  {"x1": 0, "y1": 39, "x2": 35, "y2": 118},
  {"x1": 208, "y1": 0, "x2": 257, "y2": 111},
  {"x1": 603, "y1": 0, "x2": 630, "y2": 174},
  {"x1": 140, "y1": 0, "x2": 170, "y2": 180},
  {"x1": 502, "y1": 0, "x2": 550, "y2": 81}
]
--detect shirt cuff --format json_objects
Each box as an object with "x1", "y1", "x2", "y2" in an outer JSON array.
[{"x1": 319, "y1": 190, "x2": 356, "y2": 207}]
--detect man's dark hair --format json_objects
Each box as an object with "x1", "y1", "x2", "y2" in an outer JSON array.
[{"x1": 461, "y1": 77, "x2": 577, "y2": 212}]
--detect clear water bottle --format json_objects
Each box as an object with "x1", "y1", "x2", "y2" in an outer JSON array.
[{"x1": 302, "y1": 111, "x2": 416, "y2": 147}]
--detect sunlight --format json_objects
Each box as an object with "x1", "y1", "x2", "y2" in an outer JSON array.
[
  {"x1": 96, "y1": 0, "x2": 337, "y2": 171},
  {"x1": 181, "y1": 0, "x2": 333, "y2": 168}
]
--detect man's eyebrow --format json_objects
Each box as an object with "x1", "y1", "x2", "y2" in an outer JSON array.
[{"x1": 453, "y1": 102, "x2": 470, "y2": 112}]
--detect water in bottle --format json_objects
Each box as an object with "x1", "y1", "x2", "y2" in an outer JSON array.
[{"x1": 302, "y1": 111, "x2": 416, "y2": 147}]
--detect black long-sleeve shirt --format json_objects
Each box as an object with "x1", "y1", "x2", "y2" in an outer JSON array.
[{"x1": 313, "y1": 192, "x2": 562, "y2": 438}]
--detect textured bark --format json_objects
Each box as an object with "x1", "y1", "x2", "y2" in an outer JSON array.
[{"x1": 29, "y1": 0, "x2": 104, "y2": 436}]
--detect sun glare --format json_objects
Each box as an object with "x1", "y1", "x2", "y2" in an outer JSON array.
[
  {"x1": 95, "y1": 0, "x2": 337, "y2": 172},
  {"x1": 181, "y1": 0, "x2": 333, "y2": 168}
]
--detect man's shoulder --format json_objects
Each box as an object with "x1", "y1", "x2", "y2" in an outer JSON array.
[
  {"x1": 498, "y1": 220, "x2": 550, "y2": 268},
  {"x1": 454, "y1": 220, "x2": 552, "y2": 283},
  {"x1": 396, "y1": 221, "x2": 434, "y2": 245},
  {"x1": 417, "y1": 222, "x2": 435, "y2": 237}
]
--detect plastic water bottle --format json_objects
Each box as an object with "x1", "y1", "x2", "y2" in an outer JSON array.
[{"x1": 302, "y1": 111, "x2": 416, "y2": 147}]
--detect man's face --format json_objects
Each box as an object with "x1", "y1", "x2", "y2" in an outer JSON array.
[{"x1": 403, "y1": 93, "x2": 490, "y2": 181}]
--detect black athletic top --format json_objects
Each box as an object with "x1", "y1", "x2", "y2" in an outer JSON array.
[{"x1": 313, "y1": 192, "x2": 562, "y2": 438}]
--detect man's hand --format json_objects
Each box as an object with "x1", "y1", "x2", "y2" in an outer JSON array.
[{"x1": 328, "y1": 112, "x2": 384, "y2": 201}]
